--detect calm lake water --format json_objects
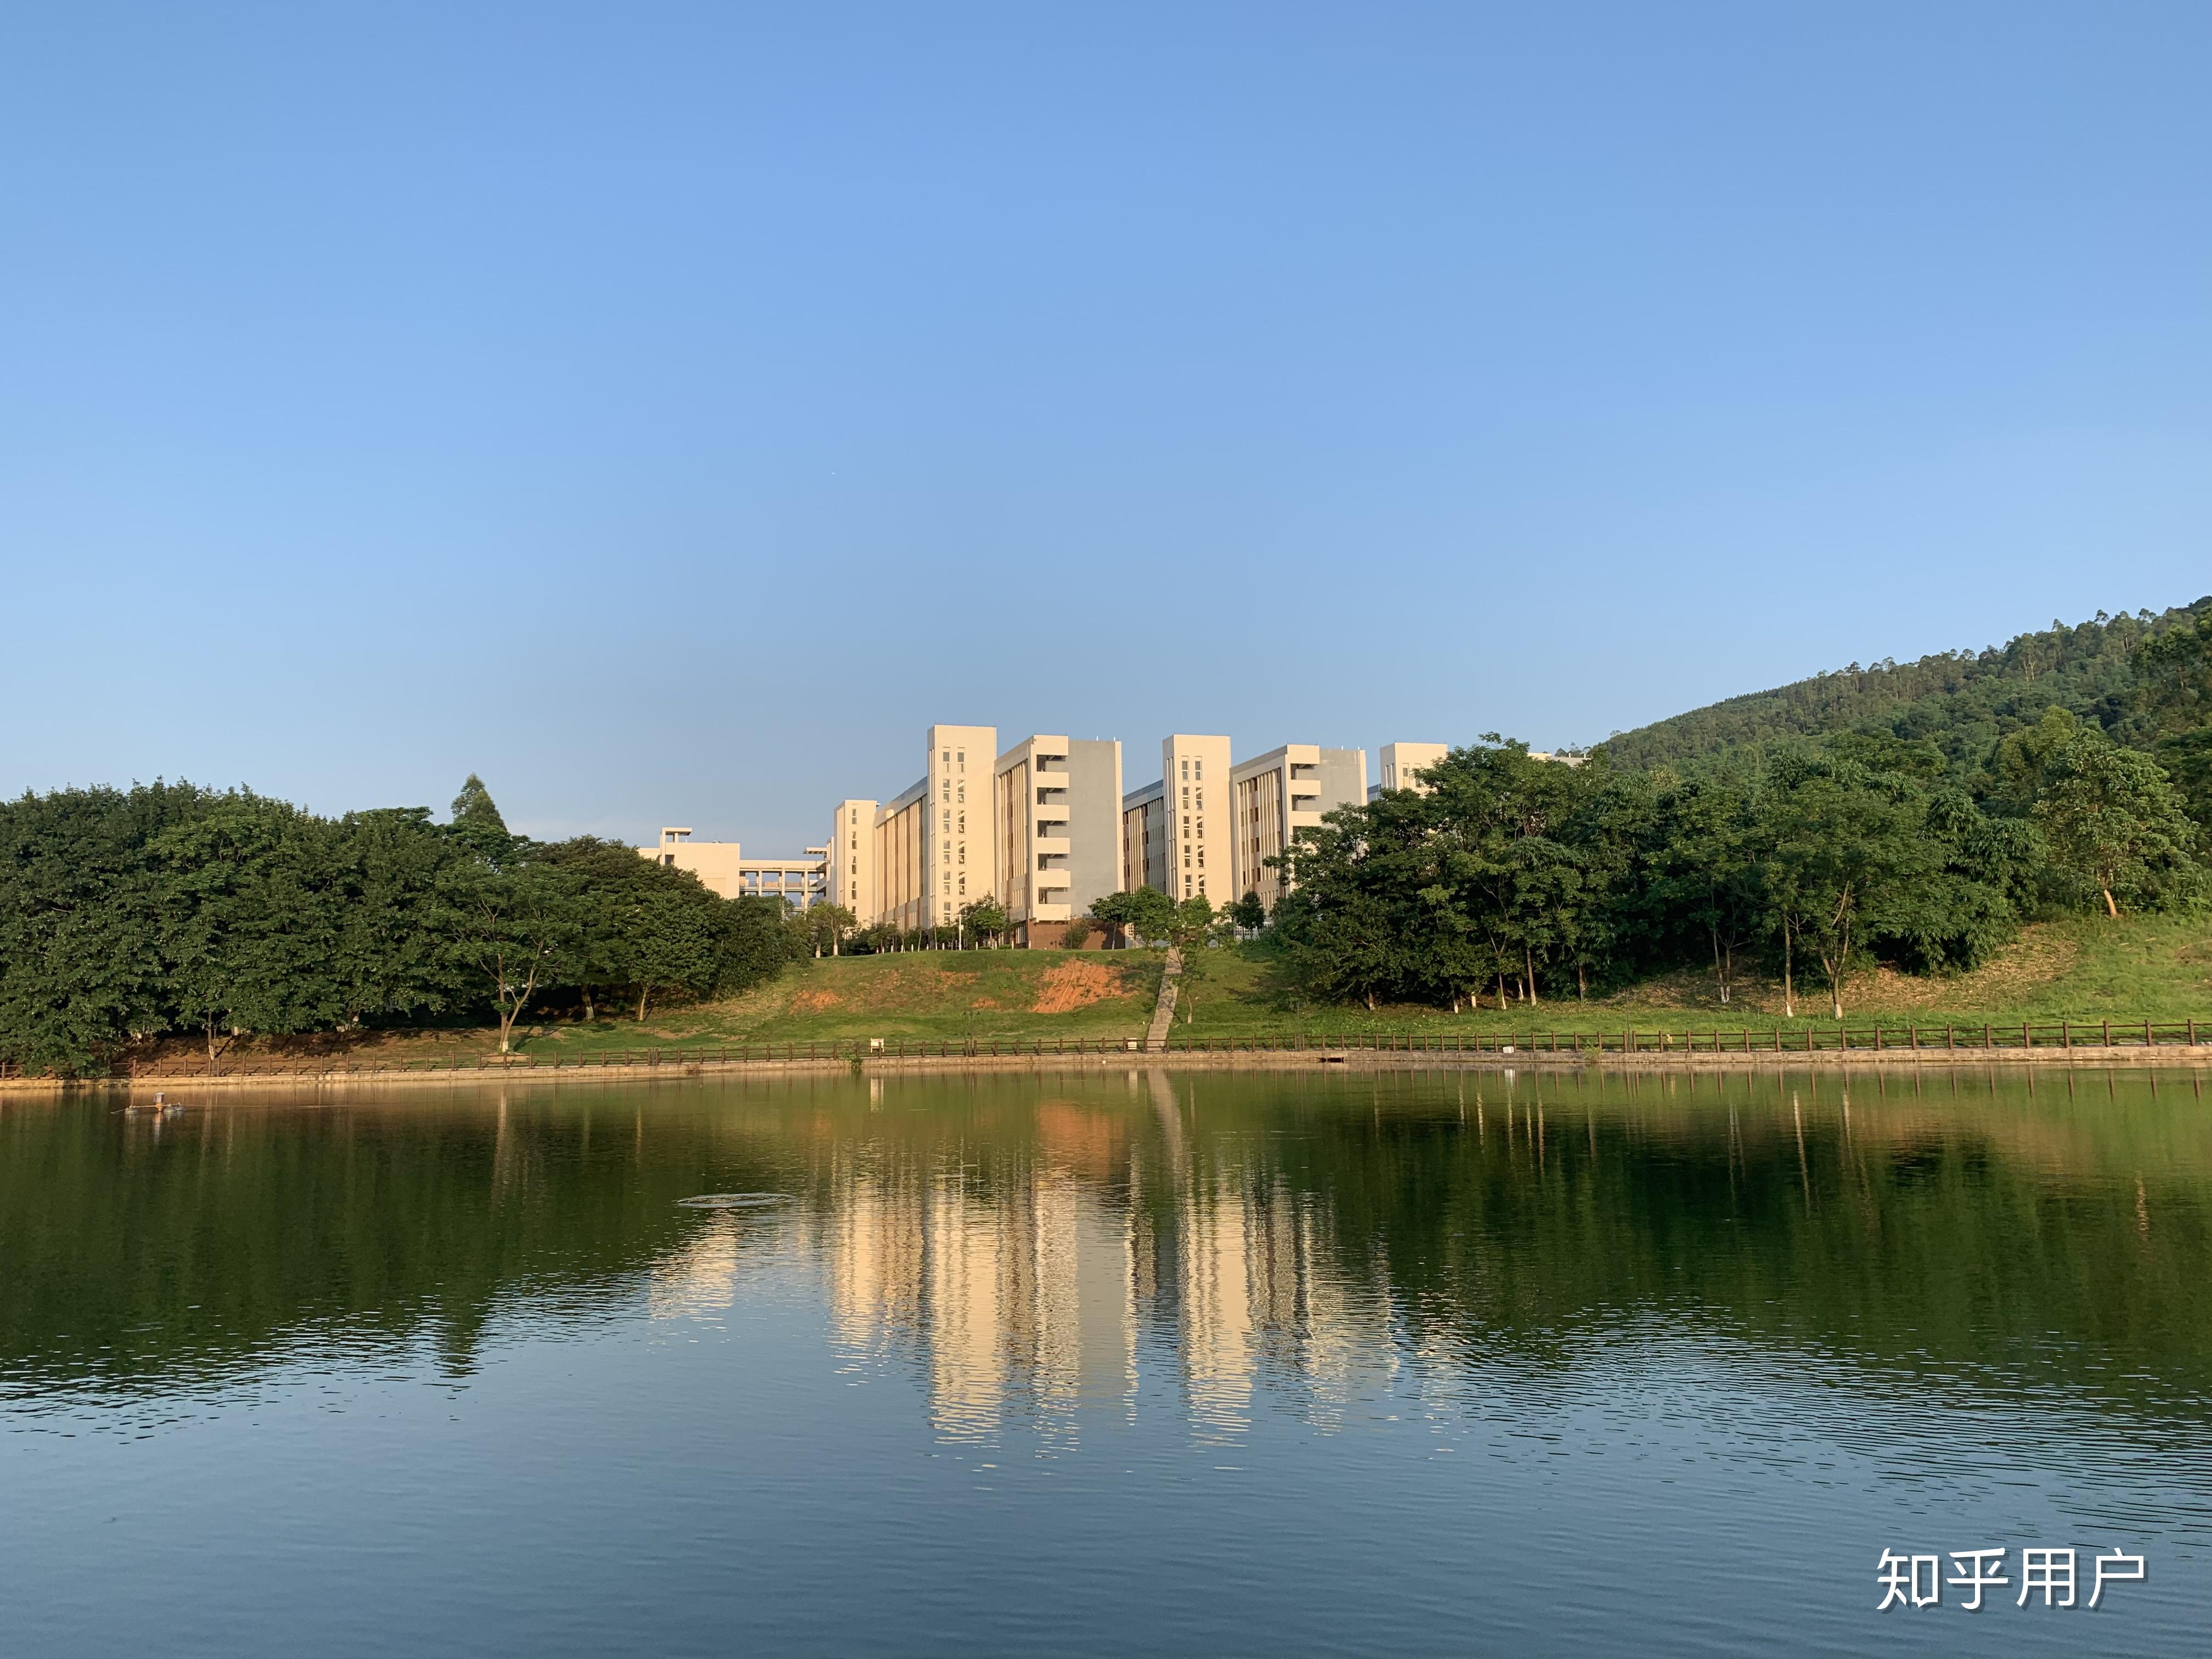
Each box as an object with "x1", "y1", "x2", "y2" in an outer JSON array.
[{"x1": 4, "y1": 1065, "x2": 2209, "y2": 1655}]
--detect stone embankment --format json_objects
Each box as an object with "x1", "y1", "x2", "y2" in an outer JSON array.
[{"x1": 5, "y1": 1026, "x2": 2211, "y2": 1093}]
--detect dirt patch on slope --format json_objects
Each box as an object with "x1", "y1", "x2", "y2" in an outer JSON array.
[{"x1": 1031, "y1": 960, "x2": 1135, "y2": 1014}]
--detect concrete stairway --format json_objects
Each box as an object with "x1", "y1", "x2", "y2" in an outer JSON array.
[{"x1": 1144, "y1": 948, "x2": 1183, "y2": 1052}]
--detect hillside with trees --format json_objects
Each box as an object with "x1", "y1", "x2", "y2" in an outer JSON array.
[
  {"x1": 1266, "y1": 721, "x2": 2203, "y2": 1021},
  {"x1": 1598, "y1": 599, "x2": 2212, "y2": 826}
]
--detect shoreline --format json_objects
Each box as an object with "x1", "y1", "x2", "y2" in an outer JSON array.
[{"x1": 6, "y1": 1041, "x2": 2212, "y2": 1092}]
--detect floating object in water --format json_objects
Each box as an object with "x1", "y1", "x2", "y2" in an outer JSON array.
[
  {"x1": 676, "y1": 1193, "x2": 793, "y2": 1210},
  {"x1": 125, "y1": 1092, "x2": 184, "y2": 1115}
]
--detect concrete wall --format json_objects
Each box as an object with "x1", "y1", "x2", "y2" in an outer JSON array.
[{"x1": 1064, "y1": 737, "x2": 1124, "y2": 920}]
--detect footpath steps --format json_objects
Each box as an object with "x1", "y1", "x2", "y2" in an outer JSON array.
[{"x1": 1144, "y1": 949, "x2": 1183, "y2": 1052}]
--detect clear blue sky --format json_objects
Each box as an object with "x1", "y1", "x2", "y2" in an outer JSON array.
[{"x1": 5, "y1": 3, "x2": 2208, "y2": 850}]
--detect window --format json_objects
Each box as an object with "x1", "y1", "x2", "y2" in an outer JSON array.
[
  {"x1": 1195, "y1": 788, "x2": 1203, "y2": 809},
  {"x1": 1197, "y1": 847, "x2": 1205, "y2": 867},
  {"x1": 662, "y1": 854, "x2": 675, "y2": 867},
  {"x1": 1183, "y1": 874, "x2": 1192, "y2": 894},
  {"x1": 1194, "y1": 760, "x2": 1203, "y2": 780},
  {"x1": 943, "y1": 751, "x2": 951, "y2": 764},
  {"x1": 957, "y1": 751, "x2": 964, "y2": 766}
]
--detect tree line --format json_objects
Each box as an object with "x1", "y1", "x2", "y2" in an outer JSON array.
[
  {"x1": 1264, "y1": 720, "x2": 2202, "y2": 1018},
  {"x1": 1599, "y1": 599, "x2": 2212, "y2": 829},
  {"x1": 0, "y1": 776, "x2": 798, "y2": 1076}
]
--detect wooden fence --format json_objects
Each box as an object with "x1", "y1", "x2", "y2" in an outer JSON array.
[{"x1": 4, "y1": 1017, "x2": 2208, "y2": 1081}]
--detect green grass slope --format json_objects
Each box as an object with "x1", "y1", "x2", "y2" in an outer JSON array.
[{"x1": 169, "y1": 919, "x2": 2208, "y2": 1068}]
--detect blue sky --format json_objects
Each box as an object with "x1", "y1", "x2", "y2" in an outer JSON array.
[{"x1": 5, "y1": 2, "x2": 2208, "y2": 849}]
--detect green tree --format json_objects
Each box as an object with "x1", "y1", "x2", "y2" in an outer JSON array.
[
  {"x1": 1060, "y1": 918, "x2": 1093, "y2": 949},
  {"x1": 1651, "y1": 775, "x2": 1764, "y2": 1005},
  {"x1": 1166, "y1": 895, "x2": 1218, "y2": 1024},
  {"x1": 0, "y1": 782, "x2": 204, "y2": 1076},
  {"x1": 2132, "y1": 610, "x2": 2212, "y2": 831},
  {"x1": 1227, "y1": 890, "x2": 1267, "y2": 933},
  {"x1": 1759, "y1": 752, "x2": 1938, "y2": 1019},
  {"x1": 154, "y1": 795, "x2": 343, "y2": 1073},
  {"x1": 2034, "y1": 731, "x2": 2203, "y2": 917},
  {"x1": 442, "y1": 791, "x2": 582, "y2": 1055},
  {"x1": 447, "y1": 773, "x2": 511, "y2": 856},
  {"x1": 1092, "y1": 888, "x2": 1176, "y2": 947},
  {"x1": 327, "y1": 807, "x2": 469, "y2": 1026},
  {"x1": 803, "y1": 903, "x2": 858, "y2": 957},
  {"x1": 959, "y1": 896, "x2": 1008, "y2": 948}
]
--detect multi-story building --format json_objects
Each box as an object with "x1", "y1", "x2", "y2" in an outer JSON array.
[
  {"x1": 640, "y1": 828, "x2": 828, "y2": 908},
  {"x1": 994, "y1": 736, "x2": 1122, "y2": 947},
  {"x1": 1121, "y1": 735, "x2": 1233, "y2": 904},
  {"x1": 825, "y1": 798, "x2": 877, "y2": 918},
  {"x1": 819, "y1": 723, "x2": 1437, "y2": 937},
  {"x1": 857, "y1": 724, "x2": 998, "y2": 934},
  {"x1": 1227, "y1": 744, "x2": 1367, "y2": 911},
  {"x1": 1374, "y1": 741, "x2": 1451, "y2": 796}
]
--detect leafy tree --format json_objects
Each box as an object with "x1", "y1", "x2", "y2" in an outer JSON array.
[
  {"x1": 1760, "y1": 752, "x2": 1939, "y2": 1019},
  {"x1": 959, "y1": 896, "x2": 1008, "y2": 948},
  {"x1": 1650, "y1": 775, "x2": 1765, "y2": 1005},
  {"x1": 1060, "y1": 918, "x2": 1093, "y2": 950},
  {"x1": 440, "y1": 780, "x2": 582, "y2": 1056},
  {"x1": 1165, "y1": 896, "x2": 1219, "y2": 1023},
  {"x1": 718, "y1": 895, "x2": 803, "y2": 990},
  {"x1": 1092, "y1": 888, "x2": 1176, "y2": 947},
  {"x1": 0, "y1": 782, "x2": 208, "y2": 1076},
  {"x1": 1227, "y1": 890, "x2": 1268, "y2": 933},
  {"x1": 2133, "y1": 610, "x2": 2212, "y2": 829},
  {"x1": 1989, "y1": 706, "x2": 2085, "y2": 816},
  {"x1": 1269, "y1": 814, "x2": 1413, "y2": 1012},
  {"x1": 328, "y1": 808, "x2": 468, "y2": 1025},
  {"x1": 802, "y1": 903, "x2": 857, "y2": 957},
  {"x1": 154, "y1": 796, "x2": 344, "y2": 1073},
  {"x1": 2034, "y1": 731, "x2": 2203, "y2": 917},
  {"x1": 447, "y1": 773, "x2": 511, "y2": 856}
]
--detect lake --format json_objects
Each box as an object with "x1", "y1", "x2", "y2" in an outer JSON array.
[{"x1": 4, "y1": 1065, "x2": 2207, "y2": 1655}]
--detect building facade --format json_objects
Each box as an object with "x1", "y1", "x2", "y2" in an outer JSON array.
[
  {"x1": 1121, "y1": 734, "x2": 1233, "y2": 904},
  {"x1": 1227, "y1": 744, "x2": 1367, "y2": 911},
  {"x1": 804, "y1": 723, "x2": 1475, "y2": 940},
  {"x1": 641, "y1": 828, "x2": 827, "y2": 908},
  {"x1": 994, "y1": 735, "x2": 1123, "y2": 946},
  {"x1": 1375, "y1": 741, "x2": 1451, "y2": 796},
  {"x1": 826, "y1": 798, "x2": 878, "y2": 919}
]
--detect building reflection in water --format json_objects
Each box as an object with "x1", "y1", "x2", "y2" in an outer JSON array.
[{"x1": 646, "y1": 1071, "x2": 1392, "y2": 1446}]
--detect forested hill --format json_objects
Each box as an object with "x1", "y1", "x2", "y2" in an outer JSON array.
[{"x1": 1600, "y1": 600, "x2": 2212, "y2": 781}]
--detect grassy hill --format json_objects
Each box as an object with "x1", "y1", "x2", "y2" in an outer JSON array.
[
  {"x1": 151, "y1": 918, "x2": 2212, "y2": 1070},
  {"x1": 1598, "y1": 599, "x2": 2209, "y2": 783}
]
